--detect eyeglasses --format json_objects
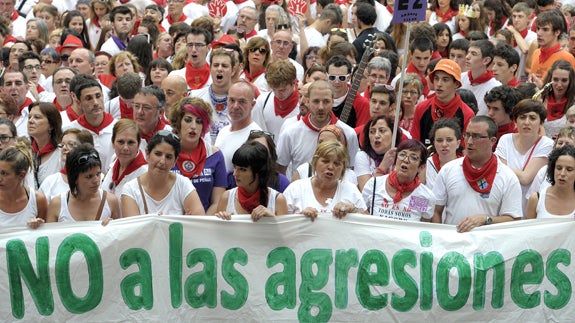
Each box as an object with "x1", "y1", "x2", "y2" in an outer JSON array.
[
  {"x1": 0, "y1": 135, "x2": 14, "y2": 144},
  {"x1": 275, "y1": 24, "x2": 291, "y2": 30},
  {"x1": 402, "y1": 90, "x2": 419, "y2": 96},
  {"x1": 55, "y1": 78, "x2": 72, "y2": 85},
  {"x1": 58, "y1": 141, "x2": 79, "y2": 149},
  {"x1": 248, "y1": 47, "x2": 267, "y2": 54},
  {"x1": 250, "y1": 129, "x2": 274, "y2": 140},
  {"x1": 157, "y1": 129, "x2": 180, "y2": 141},
  {"x1": 186, "y1": 43, "x2": 206, "y2": 49},
  {"x1": 463, "y1": 133, "x2": 490, "y2": 140},
  {"x1": 60, "y1": 54, "x2": 69, "y2": 62},
  {"x1": 133, "y1": 103, "x2": 157, "y2": 112},
  {"x1": 305, "y1": 54, "x2": 319, "y2": 60},
  {"x1": 77, "y1": 152, "x2": 99, "y2": 165},
  {"x1": 23, "y1": 64, "x2": 41, "y2": 71},
  {"x1": 42, "y1": 59, "x2": 56, "y2": 64},
  {"x1": 328, "y1": 74, "x2": 350, "y2": 82},
  {"x1": 273, "y1": 39, "x2": 292, "y2": 47},
  {"x1": 397, "y1": 151, "x2": 420, "y2": 163}
]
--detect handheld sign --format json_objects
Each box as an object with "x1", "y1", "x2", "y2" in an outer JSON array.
[
  {"x1": 288, "y1": 0, "x2": 307, "y2": 16},
  {"x1": 208, "y1": 0, "x2": 227, "y2": 18},
  {"x1": 392, "y1": 0, "x2": 427, "y2": 23}
]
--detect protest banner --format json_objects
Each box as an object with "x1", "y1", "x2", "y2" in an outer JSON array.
[{"x1": 0, "y1": 214, "x2": 573, "y2": 321}]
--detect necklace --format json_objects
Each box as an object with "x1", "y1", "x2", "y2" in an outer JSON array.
[{"x1": 209, "y1": 86, "x2": 228, "y2": 116}]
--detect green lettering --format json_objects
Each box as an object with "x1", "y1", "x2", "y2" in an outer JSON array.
[
  {"x1": 169, "y1": 223, "x2": 183, "y2": 308},
  {"x1": 221, "y1": 248, "x2": 248, "y2": 310},
  {"x1": 119, "y1": 248, "x2": 153, "y2": 310},
  {"x1": 185, "y1": 248, "x2": 217, "y2": 308},
  {"x1": 391, "y1": 249, "x2": 418, "y2": 312},
  {"x1": 544, "y1": 249, "x2": 571, "y2": 309},
  {"x1": 6, "y1": 237, "x2": 53, "y2": 319},
  {"x1": 55, "y1": 233, "x2": 103, "y2": 313},
  {"x1": 473, "y1": 252, "x2": 504, "y2": 310},
  {"x1": 298, "y1": 249, "x2": 333, "y2": 323},
  {"x1": 356, "y1": 249, "x2": 389, "y2": 310},
  {"x1": 265, "y1": 247, "x2": 296, "y2": 310},
  {"x1": 419, "y1": 231, "x2": 433, "y2": 311},
  {"x1": 511, "y1": 249, "x2": 543, "y2": 309},
  {"x1": 436, "y1": 252, "x2": 471, "y2": 311},
  {"x1": 334, "y1": 249, "x2": 358, "y2": 309}
]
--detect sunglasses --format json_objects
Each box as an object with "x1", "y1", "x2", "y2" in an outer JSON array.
[
  {"x1": 327, "y1": 74, "x2": 349, "y2": 82},
  {"x1": 60, "y1": 54, "x2": 70, "y2": 62},
  {"x1": 77, "y1": 152, "x2": 99, "y2": 165},
  {"x1": 157, "y1": 129, "x2": 180, "y2": 141},
  {"x1": 275, "y1": 24, "x2": 291, "y2": 30},
  {"x1": 248, "y1": 47, "x2": 267, "y2": 54},
  {"x1": 249, "y1": 129, "x2": 274, "y2": 140},
  {"x1": 331, "y1": 28, "x2": 346, "y2": 34}
]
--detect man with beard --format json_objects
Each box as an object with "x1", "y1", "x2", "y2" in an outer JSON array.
[{"x1": 101, "y1": 6, "x2": 135, "y2": 56}]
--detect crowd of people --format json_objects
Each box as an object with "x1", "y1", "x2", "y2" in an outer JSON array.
[{"x1": 0, "y1": 0, "x2": 573, "y2": 232}]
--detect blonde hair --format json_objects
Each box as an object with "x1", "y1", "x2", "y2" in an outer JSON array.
[
  {"x1": 311, "y1": 141, "x2": 348, "y2": 180},
  {"x1": 109, "y1": 51, "x2": 142, "y2": 77},
  {"x1": 0, "y1": 139, "x2": 33, "y2": 176}
]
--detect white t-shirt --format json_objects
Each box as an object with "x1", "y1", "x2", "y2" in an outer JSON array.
[
  {"x1": 252, "y1": 91, "x2": 299, "y2": 143},
  {"x1": 362, "y1": 174, "x2": 435, "y2": 221},
  {"x1": 283, "y1": 177, "x2": 366, "y2": 214},
  {"x1": 354, "y1": 150, "x2": 376, "y2": 177},
  {"x1": 428, "y1": 12, "x2": 456, "y2": 33},
  {"x1": 459, "y1": 72, "x2": 501, "y2": 116},
  {"x1": 101, "y1": 162, "x2": 148, "y2": 196},
  {"x1": 434, "y1": 157, "x2": 523, "y2": 224},
  {"x1": 122, "y1": 174, "x2": 196, "y2": 215},
  {"x1": 214, "y1": 122, "x2": 262, "y2": 172},
  {"x1": 526, "y1": 165, "x2": 550, "y2": 200},
  {"x1": 425, "y1": 157, "x2": 439, "y2": 190},
  {"x1": 495, "y1": 133, "x2": 553, "y2": 211},
  {"x1": 304, "y1": 27, "x2": 327, "y2": 48}
]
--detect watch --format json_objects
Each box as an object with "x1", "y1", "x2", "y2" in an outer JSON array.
[{"x1": 485, "y1": 216, "x2": 493, "y2": 225}]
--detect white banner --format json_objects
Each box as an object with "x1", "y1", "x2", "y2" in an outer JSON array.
[{"x1": 0, "y1": 215, "x2": 574, "y2": 322}]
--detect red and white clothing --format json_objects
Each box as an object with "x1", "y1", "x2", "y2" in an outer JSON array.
[
  {"x1": 460, "y1": 71, "x2": 501, "y2": 116},
  {"x1": 283, "y1": 178, "x2": 366, "y2": 214},
  {"x1": 169, "y1": 64, "x2": 212, "y2": 90},
  {"x1": 10, "y1": 10, "x2": 26, "y2": 38},
  {"x1": 434, "y1": 157, "x2": 523, "y2": 224},
  {"x1": 214, "y1": 121, "x2": 261, "y2": 172},
  {"x1": 514, "y1": 29, "x2": 536, "y2": 80},
  {"x1": 225, "y1": 187, "x2": 280, "y2": 214},
  {"x1": 161, "y1": 13, "x2": 193, "y2": 31},
  {"x1": 251, "y1": 91, "x2": 300, "y2": 142}
]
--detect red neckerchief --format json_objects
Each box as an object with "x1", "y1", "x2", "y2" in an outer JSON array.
[
  {"x1": 31, "y1": 140, "x2": 57, "y2": 158},
  {"x1": 245, "y1": 29, "x2": 257, "y2": 38},
  {"x1": 539, "y1": 43, "x2": 561, "y2": 64},
  {"x1": 497, "y1": 121, "x2": 517, "y2": 140},
  {"x1": 363, "y1": 87, "x2": 370, "y2": 99},
  {"x1": 53, "y1": 98, "x2": 71, "y2": 112},
  {"x1": 489, "y1": 17, "x2": 507, "y2": 36},
  {"x1": 185, "y1": 61, "x2": 210, "y2": 90},
  {"x1": 37, "y1": 84, "x2": 44, "y2": 93},
  {"x1": 507, "y1": 78, "x2": 519, "y2": 87},
  {"x1": 386, "y1": 5, "x2": 394, "y2": 14},
  {"x1": 237, "y1": 186, "x2": 261, "y2": 213},
  {"x1": 438, "y1": 49, "x2": 448, "y2": 58},
  {"x1": 141, "y1": 118, "x2": 168, "y2": 143},
  {"x1": 512, "y1": 28, "x2": 529, "y2": 47},
  {"x1": 66, "y1": 106, "x2": 80, "y2": 122},
  {"x1": 432, "y1": 154, "x2": 441, "y2": 172},
  {"x1": 119, "y1": 98, "x2": 133, "y2": 119},
  {"x1": 301, "y1": 111, "x2": 338, "y2": 132},
  {"x1": 3, "y1": 35, "x2": 16, "y2": 45},
  {"x1": 435, "y1": 8, "x2": 458, "y2": 23},
  {"x1": 459, "y1": 30, "x2": 467, "y2": 38},
  {"x1": 10, "y1": 10, "x2": 19, "y2": 21},
  {"x1": 406, "y1": 62, "x2": 429, "y2": 97},
  {"x1": 244, "y1": 68, "x2": 265, "y2": 83},
  {"x1": 468, "y1": 70, "x2": 494, "y2": 85},
  {"x1": 111, "y1": 151, "x2": 147, "y2": 186},
  {"x1": 93, "y1": 17, "x2": 101, "y2": 28},
  {"x1": 234, "y1": 0, "x2": 248, "y2": 4},
  {"x1": 387, "y1": 170, "x2": 420, "y2": 204},
  {"x1": 76, "y1": 112, "x2": 114, "y2": 135},
  {"x1": 547, "y1": 95, "x2": 567, "y2": 121},
  {"x1": 177, "y1": 139, "x2": 207, "y2": 178},
  {"x1": 60, "y1": 167, "x2": 66, "y2": 175},
  {"x1": 462, "y1": 154, "x2": 498, "y2": 194},
  {"x1": 431, "y1": 94, "x2": 462, "y2": 122},
  {"x1": 19, "y1": 97, "x2": 32, "y2": 114},
  {"x1": 274, "y1": 87, "x2": 299, "y2": 118},
  {"x1": 98, "y1": 74, "x2": 115, "y2": 88},
  {"x1": 166, "y1": 13, "x2": 188, "y2": 25}
]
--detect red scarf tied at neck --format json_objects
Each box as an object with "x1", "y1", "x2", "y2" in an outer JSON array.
[
  {"x1": 119, "y1": 98, "x2": 134, "y2": 119},
  {"x1": 406, "y1": 62, "x2": 429, "y2": 97},
  {"x1": 244, "y1": 68, "x2": 265, "y2": 83},
  {"x1": 301, "y1": 111, "x2": 338, "y2": 132},
  {"x1": 435, "y1": 8, "x2": 458, "y2": 23},
  {"x1": 274, "y1": 87, "x2": 299, "y2": 118},
  {"x1": 140, "y1": 118, "x2": 168, "y2": 143},
  {"x1": 387, "y1": 171, "x2": 420, "y2": 204},
  {"x1": 539, "y1": 43, "x2": 561, "y2": 64},
  {"x1": 111, "y1": 151, "x2": 147, "y2": 186},
  {"x1": 546, "y1": 96, "x2": 567, "y2": 121},
  {"x1": 512, "y1": 28, "x2": 529, "y2": 47},
  {"x1": 77, "y1": 113, "x2": 115, "y2": 135},
  {"x1": 185, "y1": 62, "x2": 210, "y2": 90},
  {"x1": 237, "y1": 186, "x2": 261, "y2": 214},
  {"x1": 32, "y1": 140, "x2": 57, "y2": 158},
  {"x1": 468, "y1": 70, "x2": 494, "y2": 85},
  {"x1": 431, "y1": 94, "x2": 463, "y2": 122},
  {"x1": 166, "y1": 13, "x2": 187, "y2": 25},
  {"x1": 462, "y1": 154, "x2": 498, "y2": 194},
  {"x1": 177, "y1": 139, "x2": 207, "y2": 178}
]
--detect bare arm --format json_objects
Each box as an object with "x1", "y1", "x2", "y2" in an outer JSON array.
[
  {"x1": 501, "y1": 156, "x2": 548, "y2": 186},
  {"x1": 184, "y1": 190, "x2": 205, "y2": 215},
  {"x1": 46, "y1": 195, "x2": 62, "y2": 223},
  {"x1": 525, "y1": 192, "x2": 539, "y2": 220},
  {"x1": 107, "y1": 192, "x2": 121, "y2": 219},
  {"x1": 214, "y1": 190, "x2": 232, "y2": 220},
  {"x1": 121, "y1": 195, "x2": 141, "y2": 217},
  {"x1": 431, "y1": 205, "x2": 444, "y2": 223},
  {"x1": 206, "y1": 186, "x2": 226, "y2": 215},
  {"x1": 274, "y1": 193, "x2": 288, "y2": 216}
]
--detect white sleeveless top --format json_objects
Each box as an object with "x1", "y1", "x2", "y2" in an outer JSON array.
[
  {"x1": 226, "y1": 187, "x2": 279, "y2": 214},
  {"x1": 0, "y1": 186, "x2": 38, "y2": 227},
  {"x1": 58, "y1": 189, "x2": 112, "y2": 222},
  {"x1": 535, "y1": 187, "x2": 575, "y2": 219}
]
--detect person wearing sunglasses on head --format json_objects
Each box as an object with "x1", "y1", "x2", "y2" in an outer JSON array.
[
  {"x1": 432, "y1": 116, "x2": 522, "y2": 232},
  {"x1": 122, "y1": 130, "x2": 205, "y2": 216},
  {"x1": 46, "y1": 144, "x2": 120, "y2": 223}
]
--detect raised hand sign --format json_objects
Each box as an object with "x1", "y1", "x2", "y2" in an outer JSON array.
[
  {"x1": 208, "y1": 0, "x2": 228, "y2": 18},
  {"x1": 288, "y1": 0, "x2": 308, "y2": 16}
]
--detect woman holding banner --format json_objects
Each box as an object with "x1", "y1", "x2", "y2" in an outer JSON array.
[
  {"x1": 215, "y1": 141, "x2": 288, "y2": 221},
  {"x1": 361, "y1": 139, "x2": 435, "y2": 222},
  {"x1": 121, "y1": 131, "x2": 205, "y2": 216},
  {"x1": 283, "y1": 141, "x2": 366, "y2": 221},
  {"x1": 525, "y1": 145, "x2": 575, "y2": 219}
]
